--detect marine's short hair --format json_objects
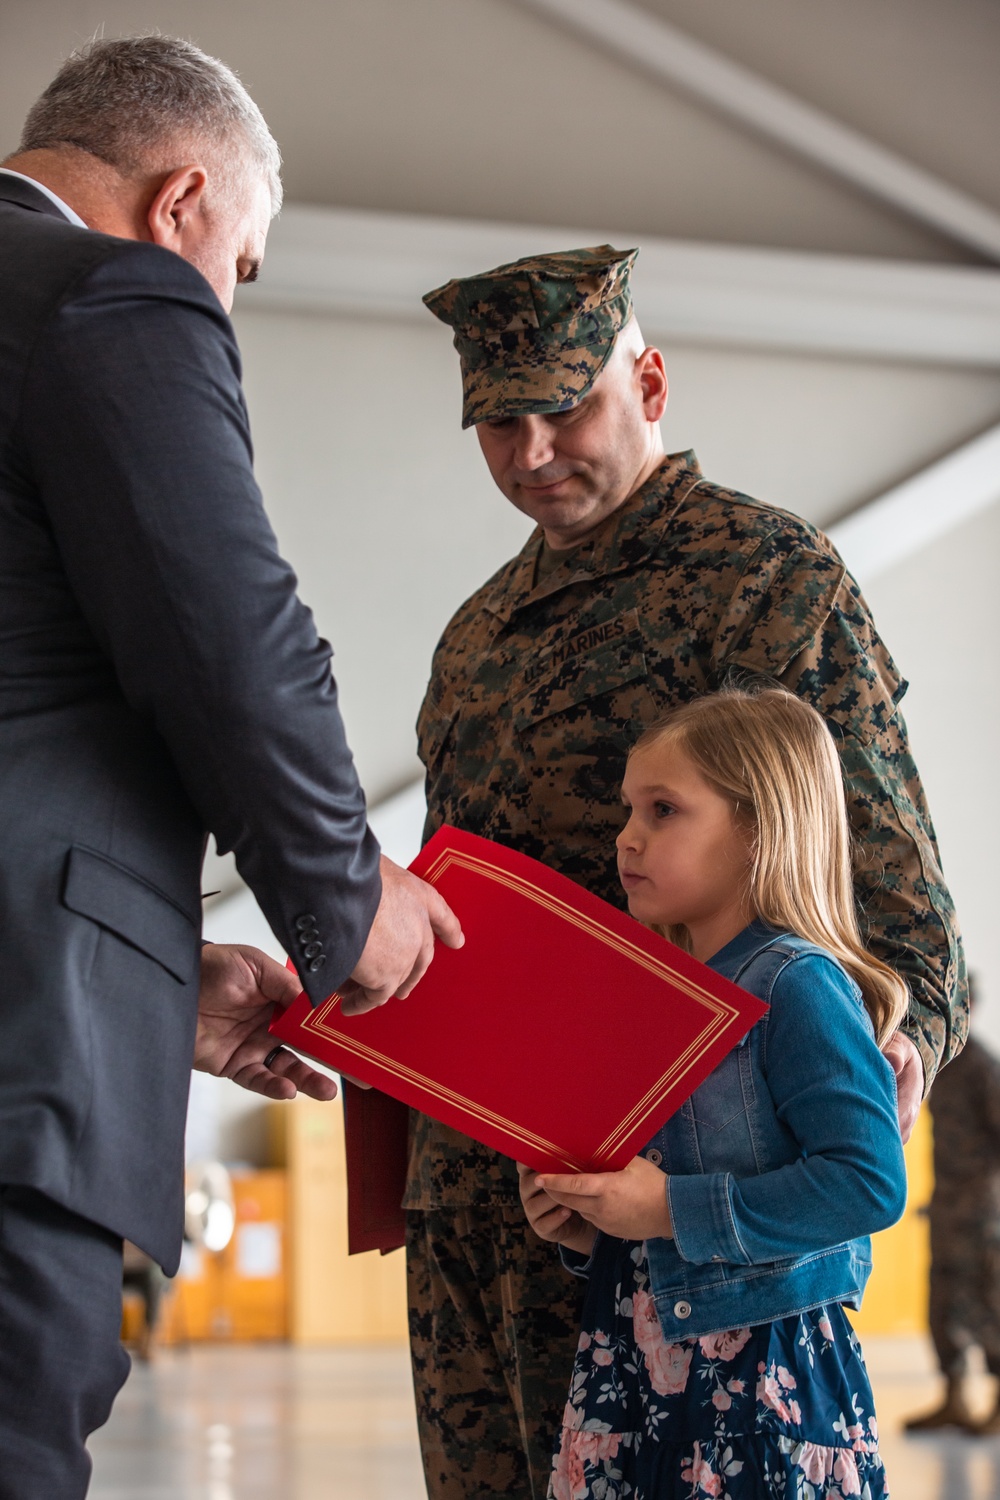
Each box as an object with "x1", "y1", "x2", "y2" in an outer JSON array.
[{"x1": 19, "y1": 34, "x2": 282, "y2": 213}]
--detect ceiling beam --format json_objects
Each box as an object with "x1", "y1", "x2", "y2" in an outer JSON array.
[
  {"x1": 510, "y1": 0, "x2": 1000, "y2": 263},
  {"x1": 245, "y1": 203, "x2": 1000, "y2": 368},
  {"x1": 827, "y1": 422, "x2": 1000, "y2": 587}
]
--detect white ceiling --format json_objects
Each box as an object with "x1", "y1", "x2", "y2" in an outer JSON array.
[{"x1": 2, "y1": 0, "x2": 997, "y2": 263}]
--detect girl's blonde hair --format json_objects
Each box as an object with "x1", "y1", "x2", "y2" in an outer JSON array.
[{"x1": 631, "y1": 687, "x2": 909, "y2": 1047}]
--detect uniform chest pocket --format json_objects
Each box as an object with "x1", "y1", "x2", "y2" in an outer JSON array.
[
  {"x1": 511, "y1": 635, "x2": 664, "y2": 838},
  {"x1": 513, "y1": 634, "x2": 659, "y2": 743},
  {"x1": 417, "y1": 695, "x2": 459, "y2": 774}
]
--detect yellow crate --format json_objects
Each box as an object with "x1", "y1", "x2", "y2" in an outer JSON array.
[
  {"x1": 270, "y1": 1095, "x2": 408, "y2": 1343},
  {"x1": 849, "y1": 1105, "x2": 932, "y2": 1336}
]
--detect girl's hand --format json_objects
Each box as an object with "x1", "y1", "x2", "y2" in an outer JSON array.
[
  {"x1": 537, "y1": 1155, "x2": 673, "y2": 1242},
  {"x1": 517, "y1": 1162, "x2": 597, "y2": 1258}
]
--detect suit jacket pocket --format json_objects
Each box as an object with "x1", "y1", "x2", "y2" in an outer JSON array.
[{"x1": 62, "y1": 845, "x2": 199, "y2": 983}]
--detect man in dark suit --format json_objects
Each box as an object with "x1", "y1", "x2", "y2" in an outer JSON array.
[{"x1": 0, "y1": 35, "x2": 460, "y2": 1497}]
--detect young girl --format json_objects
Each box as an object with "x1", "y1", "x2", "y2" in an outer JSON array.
[{"x1": 519, "y1": 687, "x2": 909, "y2": 1499}]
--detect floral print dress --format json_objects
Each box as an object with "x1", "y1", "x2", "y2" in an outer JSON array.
[{"x1": 550, "y1": 1238, "x2": 888, "y2": 1500}]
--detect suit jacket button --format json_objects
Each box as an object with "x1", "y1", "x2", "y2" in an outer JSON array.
[
  {"x1": 303, "y1": 942, "x2": 322, "y2": 960},
  {"x1": 673, "y1": 1300, "x2": 691, "y2": 1319},
  {"x1": 308, "y1": 955, "x2": 327, "y2": 973},
  {"x1": 296, "y1": 914, "x2": 317, "y2": 930}
]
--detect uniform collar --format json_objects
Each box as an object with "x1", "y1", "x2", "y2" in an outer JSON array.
[{"x1": 482, "y1": 450, "x2": 705, "y2": 624}]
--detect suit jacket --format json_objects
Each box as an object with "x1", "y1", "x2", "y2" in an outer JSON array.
[{"x1": 0, "y1": 176, "x2": 381, "y2": 1271}]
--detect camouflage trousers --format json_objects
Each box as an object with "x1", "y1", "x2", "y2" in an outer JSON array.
[
  {"x1": 406, "y1": 1205, "x2": 585, "y2": 1500},
  {"x1": 929, "y1": 1233, "x2": 1000, "y2": 1377}
]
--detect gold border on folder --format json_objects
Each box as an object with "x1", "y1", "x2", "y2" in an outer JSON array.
[{"x1": 298, "y1": 850, "x2": 744, "y2": 1167}]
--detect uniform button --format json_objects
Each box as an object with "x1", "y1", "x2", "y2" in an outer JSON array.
[
  {"x1": 308, "y1": 955, "x2": 327, "y2": 973},
  {"x1": 295, "y1": 914, "x2": 317, "y2": 930},
  {"x1": 303, "y1": 941, "x2": 323, "y2": 960},
  {"x1": 673, "y1": 1300, "x2": 692, "y2": 1319},
  {"x1": 645, "y1": 1148, "x2": 663, "y2": 1166}
]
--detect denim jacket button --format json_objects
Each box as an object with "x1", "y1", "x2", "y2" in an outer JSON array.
[
  {"x1": 674, "y1": 1300, "x2": 692, "y2": 1319},
  {"x1": 645, "y1": 1148, "x2": 663, "y2": 1166}
]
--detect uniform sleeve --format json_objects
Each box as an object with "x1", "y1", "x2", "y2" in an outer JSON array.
[
  {"x1": 720, "y1": 530, "x2": 967, "y2": 1088},
  {"x1": 668, "y1": 954, "x2": 908, "y2": 1266},
  {"x1": 18, "y1": 243, "x2": 381, "y2": 998}
]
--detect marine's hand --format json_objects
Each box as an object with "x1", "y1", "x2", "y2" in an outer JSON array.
[
  {"x1": 885, "y1": 1031, "x2": 924, "y2": 1143},
  {"x1": 537, "y1": 1156, "x2": 673, "y2": 1242},
  {"x1": 517, "y1": 1162, "x2": 596, "y2": 1257},
  {"x1": 340, "y1": 854, "x2": 464, "y2": 1016},
  {"x1": 195, "y1": 942, "x2": 339, "y2": 1102}
]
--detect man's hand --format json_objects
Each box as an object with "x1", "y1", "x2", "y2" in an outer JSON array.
[
  {"x1": 537, "y1": 1156, "x2": 673, "y2": 1243},
  {"x1": 885, "y1": 1031, "x2": 924, "y2": 1143},
  {"x1": 340, "y1": 854, "x2": 464, "y2": 1016},
  {"x1": 517, "y1": 1162, "x2": 596, "y2": 1257},
  {"x1": 195, "y1": 942, "x2": 338, "y2": 1102}
]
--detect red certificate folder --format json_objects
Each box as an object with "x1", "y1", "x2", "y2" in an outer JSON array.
[{"x1": 270, "y1": 826, "x2": 767, "y2": 1253}]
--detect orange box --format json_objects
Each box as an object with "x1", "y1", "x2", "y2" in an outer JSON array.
[{"x1": 160, "y1": 1169, "x2": 288, "y2": 1343}]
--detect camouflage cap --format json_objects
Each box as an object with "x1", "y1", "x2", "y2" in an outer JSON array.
[{"x1": 423, "y1": 244, "x2": 639, "y2": 428}]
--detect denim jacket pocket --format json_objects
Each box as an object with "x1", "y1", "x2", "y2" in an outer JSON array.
[{"x1": 688, "y1": 1036, "x2": 756, "y2": 1134}]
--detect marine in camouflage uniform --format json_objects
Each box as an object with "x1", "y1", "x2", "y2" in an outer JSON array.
[
  {"x1": 906, "y1": 980, "x2": 1000, "y2": 1434},
  {"x1": 407, "y1": 246, "x2": 967, "y2": 1499}
]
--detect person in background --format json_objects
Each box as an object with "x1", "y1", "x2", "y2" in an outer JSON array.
[
  {"x1": 407, "y1": 244, "x2": 965, "y2": 1499},
  {"x1": 0, "y1": 36, "x2": 459, "y2": 1497},
  {"x1": 521, "y1": 687, "x2": 907, "y2": 1498},
  {"x1": 906, "y1": 975, "x2": 1000, "y2": 1435},
  {"x1": 121, "y1": 1243, "x2": 168, "y2": 1362}
]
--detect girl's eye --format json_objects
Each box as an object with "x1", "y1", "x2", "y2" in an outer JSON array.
[{"x1": 653, "y1": 802, "x2": 675, "y2": 819}]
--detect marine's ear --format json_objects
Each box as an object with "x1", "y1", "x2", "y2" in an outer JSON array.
[{"x1": 636, "y1": 346, "x2": 668, "y2": 424}]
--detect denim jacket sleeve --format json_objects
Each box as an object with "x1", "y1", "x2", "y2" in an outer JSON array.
[{"x1": 666, "y1": 952, "x2": 907, "y2": 1266}]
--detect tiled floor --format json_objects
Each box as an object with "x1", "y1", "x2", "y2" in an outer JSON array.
[
  {"x1": 89, "y1": 1336, "x2": 1000, "y2": 1499},
  {"x1": 88, "y1": 1346, "x2": 426, "y2": 1500}
]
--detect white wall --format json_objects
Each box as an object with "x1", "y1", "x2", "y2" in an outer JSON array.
[{"x1": 860, "y1": 503, "x2": 1000, "y2": 1046}]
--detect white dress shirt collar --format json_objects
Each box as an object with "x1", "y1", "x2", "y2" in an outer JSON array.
[{"x1": 0, "y1": 168, "x2": 88, "y2": 228}]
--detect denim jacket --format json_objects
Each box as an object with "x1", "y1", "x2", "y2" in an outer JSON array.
[{"x1": 567, "y1": 921, "x2": 907, "y2": 1342}]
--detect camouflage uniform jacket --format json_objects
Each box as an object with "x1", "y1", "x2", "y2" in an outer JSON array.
[
  {"x1": 928, "y1": 1036, "x2": 1000, "y2": 1234},
  {"x1": 405, "y1": 450, "x2": 966, "y2": 1209}
]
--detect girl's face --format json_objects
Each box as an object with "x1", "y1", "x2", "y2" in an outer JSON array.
[{"x1": 617, "y1": 739, "x2": 755, "y2": 961}]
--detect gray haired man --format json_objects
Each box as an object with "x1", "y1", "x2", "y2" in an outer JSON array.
[{"x1": 0, "y1": 35, "x2": 460, "y2": 1495}]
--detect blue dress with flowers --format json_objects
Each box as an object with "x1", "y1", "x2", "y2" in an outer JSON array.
[{"x1": 548, "y1": 1236, "x2": 888, "y2": 1499}]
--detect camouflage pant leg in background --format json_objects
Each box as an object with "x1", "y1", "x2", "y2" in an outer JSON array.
[
  {"x1": 929, "y1": 1239, "x2": 1000, "y2": 1377},
  {"x1": 406, "y1": 1206, "x2": 585, "y2": 1500}
]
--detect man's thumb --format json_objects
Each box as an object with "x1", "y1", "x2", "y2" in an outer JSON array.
[{"x1": 426, "y1": 887, "x2": 464, "y2": 949}]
